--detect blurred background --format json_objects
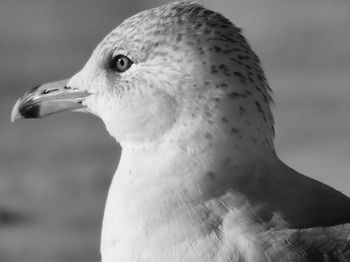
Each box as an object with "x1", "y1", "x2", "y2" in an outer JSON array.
[{"x1": 0, "y1": 0, "x2": 349, "y2": 261}]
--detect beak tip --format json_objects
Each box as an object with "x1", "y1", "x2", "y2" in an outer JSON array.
[{"x1": 10, "y1": 99, "x2": 22, "y2": 123}]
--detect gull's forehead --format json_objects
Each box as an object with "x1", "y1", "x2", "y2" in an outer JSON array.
[{"x1": 95, "y1": 1, "x2": 238, "y2": 62}]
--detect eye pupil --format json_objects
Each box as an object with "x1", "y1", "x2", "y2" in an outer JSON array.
[
  {"x1": 110, "y1": 54, "x2": 133, "y2": 73},
  {"x1": 119, "y1": 58, "x2": 125, "y2": 67}
]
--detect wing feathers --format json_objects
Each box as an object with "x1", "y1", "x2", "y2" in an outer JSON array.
[{"x1": 258, "y1": 223, "x2": 350, "y2": 262}]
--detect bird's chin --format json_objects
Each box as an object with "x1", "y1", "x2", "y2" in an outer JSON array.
[
  {"x1": 102, "y1": 115, "x2": 176, "y2": 146},
  {"x1": 11, "y1": 79, "x2": 91, "y2": 122}
]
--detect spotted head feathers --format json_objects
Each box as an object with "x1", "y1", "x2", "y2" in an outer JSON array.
[{"x1": 68, "y1": 0, "x2": 274, "y2": 151}]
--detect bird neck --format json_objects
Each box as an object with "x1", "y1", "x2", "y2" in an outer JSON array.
[{"x1": 101, "y1": 119, "x2": 276, "y2": 260}]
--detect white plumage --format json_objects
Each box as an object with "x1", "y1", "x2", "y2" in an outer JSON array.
[{"x1": 11, "y1": 1, "x2": 350, "y2": 261}]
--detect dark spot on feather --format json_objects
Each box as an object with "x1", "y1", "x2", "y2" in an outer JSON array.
[
  {"x1": 224, "y1": 48, "x2": 240, "y2": 54},
  {"x1": 176, "y1": 34, "x2": 183, "y2": 42},
  {"x1": 205, "y1": 132, "x2": 213, "y2": 140},
  {"x1": 254, "y1": 85, "x2": 265, "y2": 97},
  {"x1": 262, "y1": 94, "x2": 269, "y2": 103},
  {"x1": 221, "y1": 117, "x2": 229, "y2": 123},
  {"x1": 211, "y1": 65, "x2": 218, "y2": 74},
  {"x1": 231, "y1": 128, "x2": 240, "y2": 134},
  {"x1": 234, "y1": 72, "x2": 247, "y2": 84},
  {"x1": 207, "y1": 172, "x2": 216, "y2": 181},
  {"x1": 239, "y1": 106, "x2": 245, "y2": 116},
  {"x1": 228, "y1": 92, "x2": 247, "y2": 99},
  {"x1": 214, "y1": 46, "x2": 222, "y2": 52},
  {"x1": 204, "y1": 29, "x2": 211, "y2": 35},
  {"x1": 203, "y1": 9, "x2": 215, "y2": 16},
  {"x1": 194, "y1": 23, "x2": 202, "y2": 29},
  {"x1": 0, "y1": 208, "x2": 26, "y2": 225},
  {"x1": 218, "y1": 64, "x2": 228, "y2": 72},
  {"x1": 255, "y1": 101, "x2": 267, "y2": 122}
]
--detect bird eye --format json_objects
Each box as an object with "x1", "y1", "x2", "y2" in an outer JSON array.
[{"x1": 109, "y1": 54, "x2": 133, "y2": 73}]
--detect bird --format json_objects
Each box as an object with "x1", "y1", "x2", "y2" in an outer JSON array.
[{"x1": 11, "y1": 1, "x2": 350, "y2": 261}]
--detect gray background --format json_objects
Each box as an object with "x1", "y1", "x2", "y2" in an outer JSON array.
[{"x1": 0, "y1": 0, "x2": 349, "y2": 261}]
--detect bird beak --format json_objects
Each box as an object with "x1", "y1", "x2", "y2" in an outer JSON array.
[{"x1": 11, "y1": 78, "x2": 91, "y2": 122}]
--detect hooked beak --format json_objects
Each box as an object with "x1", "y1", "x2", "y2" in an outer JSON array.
[{"x1": 11, "y1": 79, "x2": 91, "y2": 122}]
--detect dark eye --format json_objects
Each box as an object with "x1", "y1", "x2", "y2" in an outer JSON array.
[{"x1": 109, "y1": 54, "x2": 133, "y2": 73}]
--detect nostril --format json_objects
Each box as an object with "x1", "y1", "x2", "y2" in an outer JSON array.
[{"x1": 42, "y1": 88, "x2": 59, "y2": 95}]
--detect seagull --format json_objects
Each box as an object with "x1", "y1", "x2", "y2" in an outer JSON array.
[{"x1": 11, "y1": 1, "x2": 350, "y2": 261}]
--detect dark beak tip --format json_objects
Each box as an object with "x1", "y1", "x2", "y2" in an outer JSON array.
[{"x1": 10, "y1": 98, "x2": 40, "y2": 122}]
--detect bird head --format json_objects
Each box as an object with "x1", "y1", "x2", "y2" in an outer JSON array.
[{"x1": 11, "y1": 1, "x2": 274, "y2": 150}]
